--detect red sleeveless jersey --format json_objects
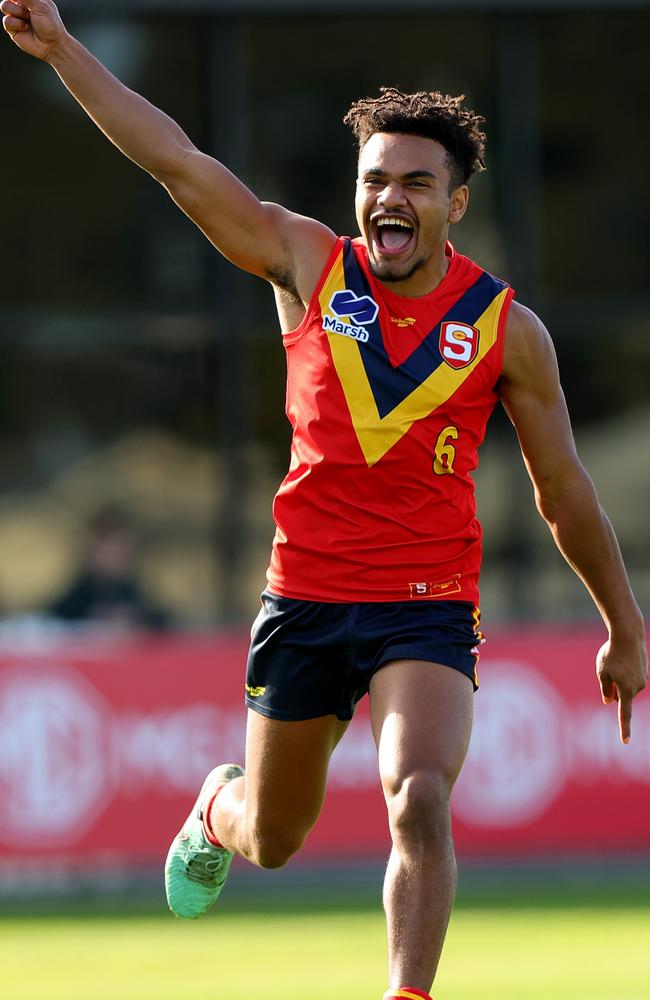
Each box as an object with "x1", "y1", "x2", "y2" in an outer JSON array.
[{"x1": 266, "y1": 237, "x2": 514, "y2": 604}]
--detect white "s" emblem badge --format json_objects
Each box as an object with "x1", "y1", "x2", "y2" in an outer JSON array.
[{"x1": 440, "y1": 322, "x2": 480, "y2": 370}]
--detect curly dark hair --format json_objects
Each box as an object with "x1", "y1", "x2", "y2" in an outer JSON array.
[{"x1": 343, "y1": 87, "x2": 487, "y2": 191}]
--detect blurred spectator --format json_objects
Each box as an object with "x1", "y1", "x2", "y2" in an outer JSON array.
[{"x1": 48, "y1": 507, "x2": 169, "y2": 631}]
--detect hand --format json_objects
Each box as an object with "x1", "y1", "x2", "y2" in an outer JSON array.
[
  {"x1": 596, "y1": 633, "x2": 648, "y2": 744},
  {"x1": 1, "y1": 0, "x2": 66, "y2": 61}
]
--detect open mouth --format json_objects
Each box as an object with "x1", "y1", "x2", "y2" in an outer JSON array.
[{"x1": 371, "y1": 214, "x2": 416, "y2": 256}]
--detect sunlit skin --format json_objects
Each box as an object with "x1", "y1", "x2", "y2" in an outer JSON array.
[{"x1": 355, "y1": 132, "x2": 469, "y2": 297}]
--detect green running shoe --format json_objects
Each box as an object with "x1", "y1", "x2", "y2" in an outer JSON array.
[{"x1": 165, "y1": 763, "x2": 244, "y2": 919}]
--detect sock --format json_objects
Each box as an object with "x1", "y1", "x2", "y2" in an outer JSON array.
[
  {"x1": 383, "y1": 989, "x2": 434, "y2": 1000},
  {"x1": 201, "y1": 785, "x2": 226, "y2": 848}
]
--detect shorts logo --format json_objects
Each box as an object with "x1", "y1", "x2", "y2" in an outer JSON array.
[
  {"x1": 440, "y1": 322, "x2": 480, "y2": 370},
  {"x1": 322, "y1": 290, "x2": 379, "y2": 344},
  {"x1": 246, "y1": 684, "x2": 266, "y2": 698}
]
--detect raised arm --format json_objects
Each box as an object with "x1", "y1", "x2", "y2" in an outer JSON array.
[
  {"x1": 2, "y1": 0, "x2": 335, "y2": 296},
  {"x1": 500, "y1": 300, "x2": 647, "y2": 743}
]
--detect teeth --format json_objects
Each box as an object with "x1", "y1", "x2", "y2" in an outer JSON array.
[{"x1": 376, "y1": 217, "x2": 413, "y2": 229}]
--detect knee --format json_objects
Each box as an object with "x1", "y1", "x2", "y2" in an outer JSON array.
[
  {"x1": 247, "y1": 818, "x2": 306, "y2": 870},
  {"x1": 384, "y1": 769, "x2": 453, "y2": 852}
]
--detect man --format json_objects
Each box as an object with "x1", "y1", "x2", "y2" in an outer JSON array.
[
  {"x1": 4, "y1": 4, "x2": 646, "y2": 999},
  {"x1": 48, "y1": 507, "x2": 169, "y2": 631}
]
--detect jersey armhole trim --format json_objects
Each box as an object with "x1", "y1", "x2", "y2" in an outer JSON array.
[
  {"x1": 493, "y1": 285, "x2": 516, "y2": 378},
  {"x1": 281, "y1": 237, "x2": 346, "y2": 346}
]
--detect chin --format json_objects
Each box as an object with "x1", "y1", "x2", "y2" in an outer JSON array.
[{"x1": 368, "y1": 255, "x2": 425, "y2": 284}]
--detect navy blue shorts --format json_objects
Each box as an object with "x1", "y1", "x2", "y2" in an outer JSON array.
[{"x1": 245, "y1": 591, "x2": 482, "y2": 722}]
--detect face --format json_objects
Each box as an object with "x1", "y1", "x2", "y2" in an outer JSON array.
[
  {"x1": 355, "y1": 132, "x2": 469, "y2": 292},
  {"x1": 89, "y1": 528, "x2": 135, "y2": 578}
]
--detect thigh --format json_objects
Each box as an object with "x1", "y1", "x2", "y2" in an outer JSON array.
[
  {"x1": 369, "y1": 659, "x2": 474, "y2": 793},
  {"x1": 242, "y1": 708, "x2": 349, "y2": 834}
]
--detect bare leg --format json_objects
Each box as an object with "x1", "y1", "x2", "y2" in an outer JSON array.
[
  {"x1": 209, "y1": 709, "x2": 348, "y2": 869},
  {"x1": 369, "y1": 660, "x2": 473, "y2": 994}
]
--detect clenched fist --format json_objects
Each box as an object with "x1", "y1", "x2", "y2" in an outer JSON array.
[{"x1": 1, "y1": 0, "x2": 66, "y2": 61}]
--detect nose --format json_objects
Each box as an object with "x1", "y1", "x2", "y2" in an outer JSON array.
[{"x1": 376, "y1": 180, "x2": 407, "y2": 209}]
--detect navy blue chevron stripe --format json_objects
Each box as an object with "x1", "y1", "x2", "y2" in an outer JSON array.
[{"x1": 341, "y1": 241, "x2": 507, "y2": 419}]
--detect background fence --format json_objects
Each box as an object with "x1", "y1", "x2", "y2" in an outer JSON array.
[{"x1": 2, "y1": 624, "x2": 649, "y2": 889}]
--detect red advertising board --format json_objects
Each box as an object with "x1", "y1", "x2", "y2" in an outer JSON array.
[{"x1": 0, "y1": 626, "x2": 648, "y2": 870}]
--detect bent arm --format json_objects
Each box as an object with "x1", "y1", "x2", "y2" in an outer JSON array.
[
  {"x1": 2, "y1": 1, "x2": 335, "y2": 289},
  {"x1": 500, "y1": 301, "x2": 647, "y2": 738}
]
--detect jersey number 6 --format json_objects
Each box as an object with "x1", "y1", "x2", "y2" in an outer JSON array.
[{"x1": 433, "y1": 425, "x2": 459, "y2": 475}]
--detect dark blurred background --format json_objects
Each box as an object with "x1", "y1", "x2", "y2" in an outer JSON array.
[{"x1": 0, "y1": 0, "x2": 648, "y2": 630}]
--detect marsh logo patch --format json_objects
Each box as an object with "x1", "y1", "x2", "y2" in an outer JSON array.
[
  {"x1": 322, "y1": 290, "x2": 379, "y2": 344},
  {"x1": 329, "y1": 290, "x2": 379, "y2": 326}
]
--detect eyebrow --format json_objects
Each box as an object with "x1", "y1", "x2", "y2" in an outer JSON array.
[{"x1": 361, "y1": 168, "x2": 438, "y2": 181}]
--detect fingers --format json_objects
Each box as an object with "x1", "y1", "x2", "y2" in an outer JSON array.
[
  {"x1": 600, "y1": 676, "x2": 633, "y2": 744},
  {"x1": 1, "y1": 0, "x2": 28, "y2": 36},
  {"x1": 3, "y1": 16, "x2": 27, "y2": 35},
  {"x1": 602, "y1": 676, "x2": 635, "y2": 744},
  {"x1": 596, "y1": 635, "x2": 647, "y2": 746},
  {"x1": 618, "y1": 691, "x2": 633, "y2": 745},
  {"x1": 599, "y1": 669, "x2": 615, "y2": 704},
  {"x1": 0, "y1": 1, "x2": 28, "y2": 19}
]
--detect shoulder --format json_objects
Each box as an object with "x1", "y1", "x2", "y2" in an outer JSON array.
[
  {"x1": 260, "y1": 202, "x2": 337, "y2": 304},
  {"x1": 502, "y1": 299, "x2": 559, "y2": 387},
  {"x1": 505, "y1": 299, "x2": 549, "y2": 344},
  {"x1": 261, "y1": 202, "x2": 336, "y2": 246}
]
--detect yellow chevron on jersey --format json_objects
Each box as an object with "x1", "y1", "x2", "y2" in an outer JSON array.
[{"x1": 318, "y1": 246, "x2": 510, "y2": 467}]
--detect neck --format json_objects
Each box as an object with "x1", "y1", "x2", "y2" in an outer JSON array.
[{"x1": 376, "y1": 238, "x2": 450, "y2": 298}]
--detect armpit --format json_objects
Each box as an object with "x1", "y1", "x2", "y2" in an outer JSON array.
[{"x1": 266, "y1": 266, "x2": 302, "y2": 304}]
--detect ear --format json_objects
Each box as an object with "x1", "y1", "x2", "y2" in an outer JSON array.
[{"x1": 448, "y1": 184, "x2": 469, "y2": 225}]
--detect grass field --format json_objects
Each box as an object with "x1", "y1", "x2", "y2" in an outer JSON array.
[{"x1": 3, "y1": 872, "x2": 649, "y2": 1000}]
